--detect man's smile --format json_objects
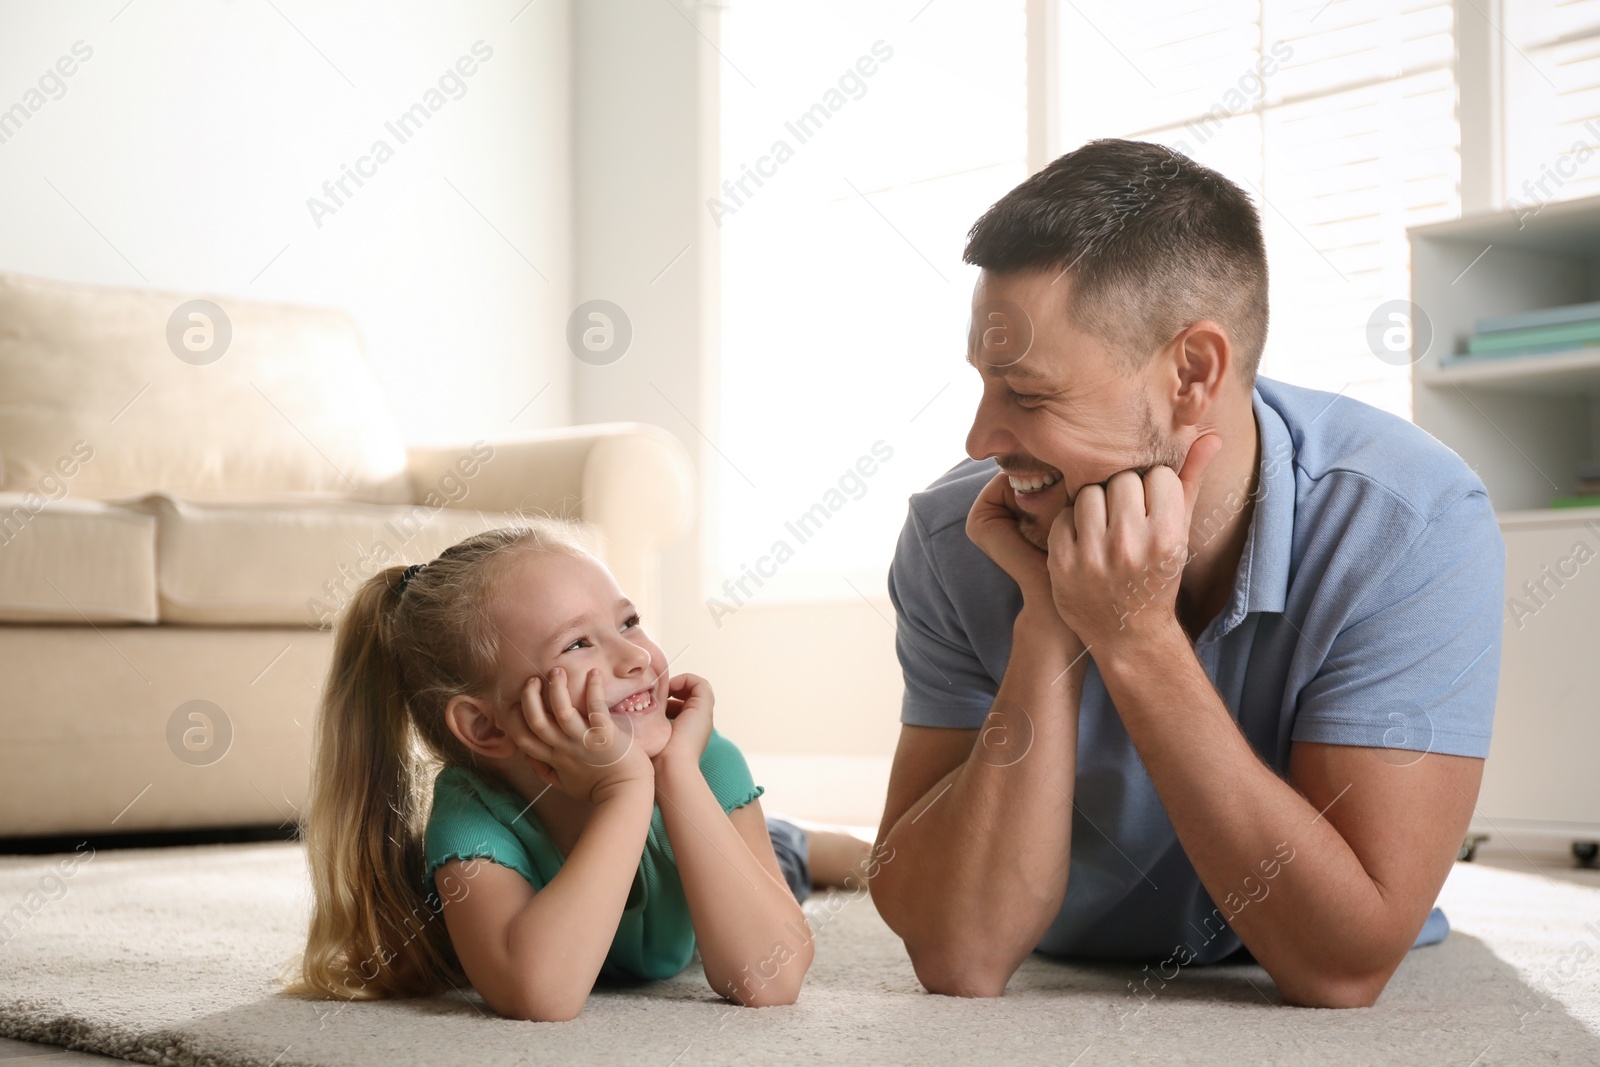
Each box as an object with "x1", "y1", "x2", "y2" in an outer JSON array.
[
  {"x1": 1004, "y1": 468, "x2": 1061, "y2": 494},
  {"x1": 1002, "y1": 467, "x2": 1069, "y2": 515}
]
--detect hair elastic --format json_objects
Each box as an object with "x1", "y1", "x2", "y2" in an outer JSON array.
[{"x1": 397, "y1": 563, "x2": 426, "y2": 593}]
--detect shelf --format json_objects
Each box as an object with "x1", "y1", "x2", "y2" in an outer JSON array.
[
  {"x1": 1497, "y1": 504, "x2": 1600, "y2": 527},
  {"x1": 1409, "y1": 194, "x2": 1600, "y2": 258},
  {"x1": 1418, "y1": 347, "x2": 1600, "y2": 395},
  {"x1": 1411, "y1": 193, "x2": 1600, "y2": 845}
]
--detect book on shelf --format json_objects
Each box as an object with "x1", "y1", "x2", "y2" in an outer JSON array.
[
  {"x1": 1439, "y1": 300, "x2": 1600, "y2": 366},
  {"x1": 1467, "y1": 319, "x2": 1600, "y2": 354},
  {"x1": 1477, "y1": 300, "x2": 1600, "y2": 335},
  {"x1": 1552, "y1": 460, "x2": 1600, "y2": 508}
]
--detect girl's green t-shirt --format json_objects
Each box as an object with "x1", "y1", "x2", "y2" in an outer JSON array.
[{"x1": 421, "y1": 728, "x2": 764, "y2": 982}]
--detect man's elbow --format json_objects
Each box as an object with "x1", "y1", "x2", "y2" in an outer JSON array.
[
  {"x1": 1277, "y1": 966, "x2": 1392, "y2": 1009},
  {"x1": 905, "y1": 940, "x2": 1017, "y2": 998},
  {"x1": 872, "y1": 876, "x2": 1025, "y2": 997},
  {"x1": 725, "y1": 982, "x2": 804, "y2": 1008}
]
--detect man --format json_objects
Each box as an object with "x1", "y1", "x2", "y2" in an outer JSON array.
[{"x1": 867, "y1": 139, "x2": 1504, "y2": 1009}]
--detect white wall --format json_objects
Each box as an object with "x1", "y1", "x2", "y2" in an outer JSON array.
[
  {"x1": 571, "y1": 0, "x2": 905, "y2": 761},
  {"x1": 0, "y1": 0, "x2": 573, "y2": 442}
]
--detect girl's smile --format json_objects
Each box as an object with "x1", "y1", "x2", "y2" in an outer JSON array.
[{"x1": 609, "y1": 687, "x2": 657, "y2": 716}]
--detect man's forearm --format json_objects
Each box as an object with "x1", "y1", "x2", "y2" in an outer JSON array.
[
  {"x1": 1095, "y1": 621, "x2": 1409, "y2": 1005},
  {"x1": 872, "y1": 611, "x2": 1088, "y2": 995}
]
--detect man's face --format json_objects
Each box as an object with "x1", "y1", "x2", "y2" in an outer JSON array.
[{"x1": 964, "y1": 268, "x2": 1190, "y2": 550}]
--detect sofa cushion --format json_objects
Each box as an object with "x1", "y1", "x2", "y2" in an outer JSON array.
[
  {"x1": 0, "y1": 271, "x2": 410, "y2": 504},
  {"x1": 137, "y1": 494, "x2": 598, "y2": 626},
  {"x1": 0, "y1": 493, "x2": 157, "y2": 623}
]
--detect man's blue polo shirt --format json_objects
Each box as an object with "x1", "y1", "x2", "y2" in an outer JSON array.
[{"x1": 886, "y1": 375, "x2": 1504, "y2": 964}]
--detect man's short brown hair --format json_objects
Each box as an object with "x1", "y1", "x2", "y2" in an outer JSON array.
[{"x1": 963, "y1": 139, "x2": 1269, "y2": 385}]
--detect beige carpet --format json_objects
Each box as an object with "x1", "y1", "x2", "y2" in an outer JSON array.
[{"x1": 1, "y1": 842, "x2": 1598, "y2": 1066}]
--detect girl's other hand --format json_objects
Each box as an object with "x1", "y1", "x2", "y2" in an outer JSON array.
[
  {"x1": 514, "y1": 668, "x2": 654, "y2": 804},
  {"x1": 652, "y1": 672, "x2": 714, "y2": 777}
]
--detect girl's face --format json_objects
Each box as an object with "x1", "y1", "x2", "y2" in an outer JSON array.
[{"x1": 487, "y1": 549, "x2": 673, "y2": 760}]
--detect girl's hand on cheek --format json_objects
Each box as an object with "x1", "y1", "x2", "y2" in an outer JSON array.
[
  {"x1": 653, "y1": 672, "x2": 714, "y2": 776},
  {"x1": 511, "y1": 668, "x2": 654, "y2": 804}
]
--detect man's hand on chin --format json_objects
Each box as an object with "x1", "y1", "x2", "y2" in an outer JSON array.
[
  {"x1": 967, "y1": 471, "x2": 1088, "y2": 642},
  {"x1": 1044, "y1": 433, "x2": 1223, "y2": 650},
  {"x1": 966, "y1": 470, "x2": 1055, "y2": 607}
]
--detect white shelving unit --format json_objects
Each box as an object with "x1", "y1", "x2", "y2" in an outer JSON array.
[{"x1": 1408, "y1": 194, "x2": 1600, "y2": 864}]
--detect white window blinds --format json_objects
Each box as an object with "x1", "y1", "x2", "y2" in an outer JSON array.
[
  {"x1": 1054, "y1": 0, "x2": 1460, "y2": 419},
  {"x1": 1503, "y1": 0, "x2": 1600, "y2": 210}
]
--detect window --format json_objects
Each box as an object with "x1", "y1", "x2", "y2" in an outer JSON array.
[
  {"x1": 713, "y1": 1, "x2": 1026, "y2": 602},
  {"x1": 1053, "y1": 0, "x2": 1460, "y2": 421},
  {"x1": 1503, "y1": 0, "x2": 1600, "y2": 210}
]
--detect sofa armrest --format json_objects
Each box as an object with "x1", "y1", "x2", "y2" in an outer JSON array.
[{"x1": 405, "y1": 423, "x2": 694, "y2": 624}]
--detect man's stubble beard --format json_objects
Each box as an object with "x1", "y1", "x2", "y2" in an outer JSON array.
[{"x1": 1016, "y1": 395, "x2": 1187, "y2": 552}]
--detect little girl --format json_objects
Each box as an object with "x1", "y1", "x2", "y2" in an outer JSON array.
[{"x1": 286, "y1": 523, "x2": 866, "y2": 1020}]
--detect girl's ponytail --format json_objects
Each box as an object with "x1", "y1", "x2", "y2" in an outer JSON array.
[
  {"x1": 287, "y1": 565, "x2": 460, "y2": 999},
  {"x1": 285, "y1": 523, "x2": 591, "y2": 1001}
]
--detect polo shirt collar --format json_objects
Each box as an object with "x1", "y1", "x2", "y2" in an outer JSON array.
[{"x1": 1213, "y1": 384, "x2": 1295, "y2": 636}]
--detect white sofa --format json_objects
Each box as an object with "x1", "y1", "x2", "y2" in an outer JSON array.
[{"x1": 0, "y1": 271, "x2": 693, "y2": 838}]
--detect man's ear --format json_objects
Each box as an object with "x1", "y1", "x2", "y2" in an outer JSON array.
[
  {"x1": 1170, "y1": 320, "x2": 1231, "y2": 423},
  {"x1": 444, "y1": 694, "x2": 518, "y2": 759}
]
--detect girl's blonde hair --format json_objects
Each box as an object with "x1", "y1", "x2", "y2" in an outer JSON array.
[{"x1": 284, "y1": 522, "x2": 589, "y2": 1001}]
